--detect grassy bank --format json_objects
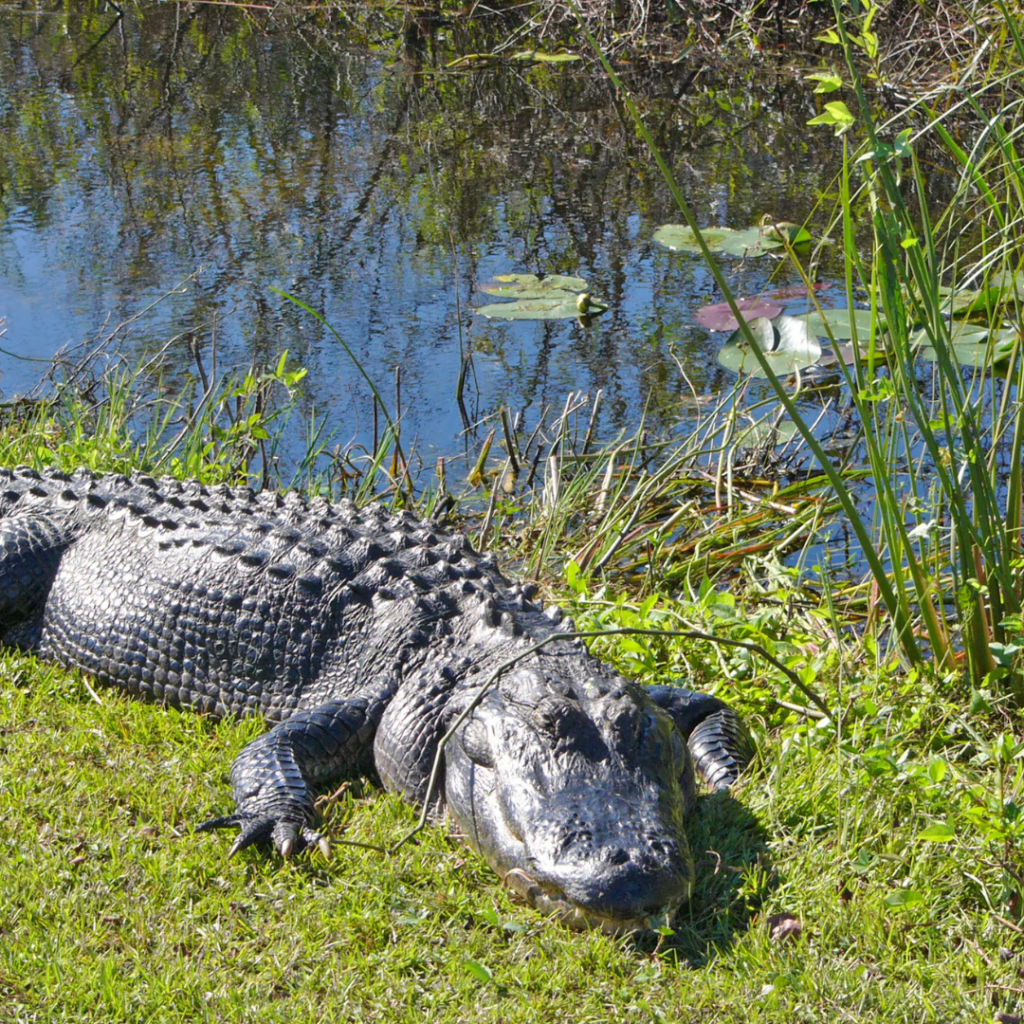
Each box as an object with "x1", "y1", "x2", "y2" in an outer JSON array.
[
  {"x1": 1, "y1": 615, "x2": 1020, "y2": 1022},
  {"x1": 1, "y1": 337, "x2": 1023, "y2": 1024}
]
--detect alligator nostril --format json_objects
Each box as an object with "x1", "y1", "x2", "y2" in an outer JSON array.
[{"x1": 608, "y1": 847, "x2": 629, "y2": 866}]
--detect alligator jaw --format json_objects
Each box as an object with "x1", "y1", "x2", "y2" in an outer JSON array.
[{"x1": 502, "y1": 867, "x2": 686, "y2": 936}]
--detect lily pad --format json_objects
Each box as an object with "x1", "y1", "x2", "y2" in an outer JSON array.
[
  {"x1": 696, "y1": 297, "x2": 783, "y2": 332},
  {"x1": 717, "y1": 315, "x2": 822, "y2": 378},
  {"x1": 986, "y1": 269, "x2": 1024, "y2": 295},
  {"x1": 909, "y1": 323, "x2": 989, "y2": 349},
  {"x1": 476, "y1": 296, "x2": 595, "y2": 320},
  {"x1": 793, "y1": 307, "x2": 878, "y2": 340},
  {"x1": 934, "y1": 286, "x2": 991, "y2": 315},
  {"x1": 475, "y1": 272, "x2": 607, "y2": 320},
  {"x1": 653, "y1": 225, "x2": 739, "y2": 254},
  {"x1": 479, "y1": 273, "x2": 590, "y2": 298},
  {"x1": 911, "y1": 324, "x2": 1019, "y2": 366},
  {"x1": 716, "y1": 226, "x2": 783, "y2": 259},
  {"x1": 653, "y1": 222, "x2": 806, "y2": 259},
  {"x1": 820, "y1": 342, "x2": 890, "y2": 368}
]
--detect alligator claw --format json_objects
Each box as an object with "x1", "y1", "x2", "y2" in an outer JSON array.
[{"x1": 198, "y1": 812, "x2": 327, "y2": 859}]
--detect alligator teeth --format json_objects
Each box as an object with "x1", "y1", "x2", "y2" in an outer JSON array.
[{"x1": 502, "y1": 867, "x2": 658, "y2": 935}]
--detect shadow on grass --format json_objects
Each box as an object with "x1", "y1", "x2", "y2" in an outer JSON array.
[{"x1": 635, "y1": 788, "x2": 771, "y2": 966}]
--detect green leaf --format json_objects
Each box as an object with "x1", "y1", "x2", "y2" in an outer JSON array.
[
  {"x1": 990, "y1": 642, "x2": 1021, "y2": 667},
  {"x1": 911, "y1": 324, "x2": 1019, "y2": 367},
  {"x1": 808, "y1": 101, "x2": 856, "y2": 135},
  {"x1": 653, "y1": 224, "x2": 738, "y2": 253},
  {"x1": 767, "y1": 221, "x2": 812, "y2": 248},
  {"x1": 510, "y1": 50, "x2": 580, "y2": 63},
  {"x1": 823, "y1": 101, "x2": 855, "y2": 123},
  {"x1": 986, "y1": 268, "x2": 1024, "y2": 295},
  {"x1": 464, "y1": 960, "x2": 494, "y2": 984},
  {"x1": 475, "y1": 296, "x2": 605, "y2": 320},
  {"x1": 918, "y1": 823, "x2": 955, "y2": 842},
  {"x1": 478, "y1": 273, "x2": 589, "y2": 298},
  {"x1": 564, "y1": 559, "x2": 583, "y2": 593},
  {"x1": 717, "y1": 315, "x2": 822, "y2": 378},
  {"x1": 806, "y1": 71, "x2": 842, "y2": 94},
  {"x1": 946, "y1": 286, "x2": 1004, "y2": 316},
  {"x1": 717, "y1": 226, "x2": 783, "y2": 258},
  {"x1": 654, "y1": 222, "x2": 787, "y2": 258},
  {"x1": 884, "y1": 890, "x2": 924, "y2": 909},
  {"x1": 794, "y1": 308, "x2": 878, "y2": 341}
]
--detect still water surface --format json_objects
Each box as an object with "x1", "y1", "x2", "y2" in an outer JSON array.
[{"x1": 0, "y1": 4, "x2": 845, "y2": 476}]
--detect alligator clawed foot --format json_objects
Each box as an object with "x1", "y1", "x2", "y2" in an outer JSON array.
[{"x1": 198, "y1": 813, "x2": 329, "y2": 859}]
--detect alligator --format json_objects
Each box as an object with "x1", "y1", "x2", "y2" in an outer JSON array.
[{"x1": 0, "y1": 466, "x2": 753, "y2": 933}]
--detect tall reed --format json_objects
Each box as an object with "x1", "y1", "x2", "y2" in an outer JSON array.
[{"x1": 569, "y1": 0, "x2": 1024, "y2": 692}]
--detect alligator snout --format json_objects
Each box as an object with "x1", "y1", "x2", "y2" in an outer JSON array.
[
  {"x1": 503, "y1": 833, "x2": 693, "y2": 933},
  {"x1": 515, "y1": 793, "x2": 695, "y2": 930}
]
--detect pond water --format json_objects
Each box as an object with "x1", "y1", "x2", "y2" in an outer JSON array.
[{"x1": 0, "y1": 4, "x2": 848, "y2": 481}]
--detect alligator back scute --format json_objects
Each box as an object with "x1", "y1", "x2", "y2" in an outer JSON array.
[
  {"x1": 39, "y1": 508, "x2": 346, "y2": 719},
  {"x1": 33, "y1": 492, "x2": 490, "y2": 721}
]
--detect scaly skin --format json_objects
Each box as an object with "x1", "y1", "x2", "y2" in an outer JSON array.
[{"x1": 0, "y1": 466, "x2": 753, "y2": 932}]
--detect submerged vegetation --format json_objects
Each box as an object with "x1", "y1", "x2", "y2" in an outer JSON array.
[{"x1": 4, "y1": 0, "x2": 1024, "y2": 1021}]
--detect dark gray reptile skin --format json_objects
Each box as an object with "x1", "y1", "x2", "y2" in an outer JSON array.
[{"x1": 0, "y1": 466, "x2": 753, "y2": 932}]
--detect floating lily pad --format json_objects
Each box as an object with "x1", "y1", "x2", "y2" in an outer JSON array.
[
  {"x1": 475, "y1": 273, "x2": 607, "y2": 320},
  {"x1": 717, "y1": 315, "x2": 822, "y2": 378},
  {"x1": 934, "y1": 285, "x2": 992, "y2": 315},
  {"x1": 793, "y1": 307, "x2": 878, "y2": 340},
  {"x1": 909, "y1": 323, "x2": 988, "y2": 348},
  {"x1": 479, "y1": 273, "x2": 590, "y2": 298},
  {"x1": 476, "y1": 296, "x2": 592, "y2": 320},
  {"x1": 720, "y1": 226, "x2": 782, "y2": 258},
  {"x1": 820, "y1": 342, "x2": 890, "y2": 368},
  {"x1": 986, "y1": 269, "x2": 1024, "y2": 295},
  {"x1": 696, "y1": 297, "x2": 783, "y2": 332},
  {"x1": 653, "y1": 225, "x2": 739, "y2": 253},
  {"x1": 654, "y1": 221, "x2": 809, "y2": 259},
  {"x1": 716, "y1": 226, "x2": 783, "y2": 259},
  {"x1": 911, "y1": 324, "x2": 1019, "y2": 366}
]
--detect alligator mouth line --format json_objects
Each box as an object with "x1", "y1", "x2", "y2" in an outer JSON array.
[{"x1": 502, "y1": 868, "x2": 681, "y2": 936}]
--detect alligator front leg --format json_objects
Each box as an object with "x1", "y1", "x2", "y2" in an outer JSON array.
[
  {"x1": 644, "y1": 685, "x2": 754, "y2": 791},
  {"x1": 199, "y1": 693, "x2": 389, "y2": 857}
]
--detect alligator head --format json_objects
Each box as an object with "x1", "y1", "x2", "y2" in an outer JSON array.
[{"x1": 444, "y1": 666, "x2": 697, "y2": 934}]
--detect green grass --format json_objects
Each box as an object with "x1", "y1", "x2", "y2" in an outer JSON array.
[{"x1": 1, "y1": 635, "x2": 1022, "y2": 1023}]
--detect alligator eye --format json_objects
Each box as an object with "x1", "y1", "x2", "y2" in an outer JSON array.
[
  {"x1": 533, "y1": 706, "x2": 558, "y2": 735},
  {"x1": 459, "y1": 718, "x2": 495, "y2": 769},
  {"x1": 532, "y1": 697, "x2": 570, "y2": 738}
]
